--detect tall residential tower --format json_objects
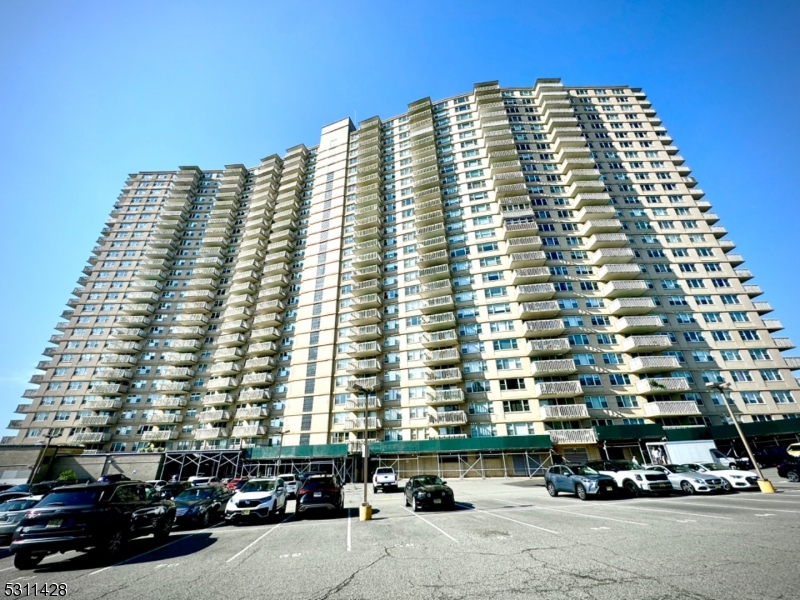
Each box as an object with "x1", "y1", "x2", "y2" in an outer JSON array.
[{"x1": 8, "y1": 79, "x2": 800, "y2": 471}]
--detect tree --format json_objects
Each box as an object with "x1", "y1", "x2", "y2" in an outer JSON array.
[{"x1": 57, "y1": 470, "x2": 77, "y2": 483}]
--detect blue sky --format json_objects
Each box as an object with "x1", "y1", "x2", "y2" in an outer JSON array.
[{"x1": 1, "y1": 0, "x2": 799, "y2": 433}]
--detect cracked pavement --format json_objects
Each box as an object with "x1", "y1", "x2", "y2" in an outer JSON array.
[{"x1": 0, "y1": 472, "x2": 798, "y2": 600}]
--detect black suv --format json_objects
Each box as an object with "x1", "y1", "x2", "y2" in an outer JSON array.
[
  {"x1": 296, "y1": 475, "x2": 344, "y2": 518},
  {"x1": 9, "y1": 481, "x2": 175, "y2": 570},
  {"x1": 777, "y1": 456, "x2": 800, "y2": 482}
]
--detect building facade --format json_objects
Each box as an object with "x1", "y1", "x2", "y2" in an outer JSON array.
[{"x1": 8, "y1": 78, "x2": 800, "y2": 468}]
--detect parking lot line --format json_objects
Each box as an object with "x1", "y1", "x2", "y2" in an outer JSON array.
[
  {"x1": 644, "y1": 498, "x2": 800, "y2": 514},
  {"x1": 226, "y1": 514, "x2": 292, "y2": 563},
  {"x1": 402, "y1": 507, "x2": 458, "y2": 542},
  {"x1": 503, "y1": 501, "x2": 649, "y2": 526},
  {"x1": 705, "y1": 496, "x2": 800, "y2": 504},
  {"x1": 90, "y1": 532, "x2": 203, "y2": 576},
  {"x1": 587, "y1": 503, "x2": 734, "y2": 520},
  {"x1": 457, "y1": 503, "x2": 559, "y2": 535},
  {"x1": 347, "y1": 508, "x2": 352, "y2": 552}
]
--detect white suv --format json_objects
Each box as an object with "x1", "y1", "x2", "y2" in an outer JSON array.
[
  {"x1": 585, "y1": 460, "x2": 673, "y2": 497},
  {"x1": 225, "y1": 477, "x2": 288, "y2": 523}
]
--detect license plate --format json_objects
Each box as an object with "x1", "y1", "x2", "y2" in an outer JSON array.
[
  {"x1": 313, "y1": 492, "x2": 322, "y2": 497},
  {"x1": 241, "y1": 510, "x2": 250, "y2": 516},
  {"x1": 433, "y1": 499, "x2": 441, "y2": 504},
  {"x1": 46, "y1": 519, "x2": 62, "y2": 528}
]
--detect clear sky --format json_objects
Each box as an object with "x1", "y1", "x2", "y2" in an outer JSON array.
[{"x1": 1, "y1": 0, "x2": 799, "y2": 434}]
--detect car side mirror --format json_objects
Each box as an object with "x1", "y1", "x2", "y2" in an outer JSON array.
[{"x1": 442, "y1": 481, "x2": 447, "y2": 485}]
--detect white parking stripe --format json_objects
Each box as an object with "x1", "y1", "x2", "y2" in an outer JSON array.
[
  {"x1": 402, "y1": 507, "x2": 458, "y2": 542},
  {"x1": 704, "y1": 496, "x2": 800, "y2": 504},
  {"x1": 226, "y1": 515, "x2": 293, "y2": 563},
  {"x1": 347, "y1": 509, "x2": 352, "y2": 551},
  {"x1": 588, "y1": 504, "x2": 734, "y2": 520},
  {"x1": 503, "y1": 501, "x2": 649, "y2": 526},
  {"x1": 645, "y1": 499, "x2": 800, "y2": 514},
  {"x1": 458, "y1": 504, "x2": 559, "y2": 535},
  {"x1": 90, "y1": 532, "x2": 203, "y2": 576}
]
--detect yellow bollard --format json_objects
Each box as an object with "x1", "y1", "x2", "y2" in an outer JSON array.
[
  {"x1": 757, "y1": 479, "x2": 776, "y2": 494},
  {"x1": 359, "y1": 503, "x2": 373, "y2": 521}
]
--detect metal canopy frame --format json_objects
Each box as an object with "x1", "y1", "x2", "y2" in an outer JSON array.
[
  {"x1": 374, "y1": 450, "x2": 552, "y2": 479},
  {"x1": 239, "y1": 457, "x2": 356, "y2": 484},
  {"x1": 161, "y1": 450, "x2": 242, "y2": 481}
]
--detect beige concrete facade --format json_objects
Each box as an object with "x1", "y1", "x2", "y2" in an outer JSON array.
[{"x1": 8, "y1": 78, "x2": 800, "y2": 462}]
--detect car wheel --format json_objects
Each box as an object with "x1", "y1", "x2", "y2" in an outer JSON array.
[
  {"x1": 786, "y1": 471, "x2": 800, "y2": 482},
  {"x1": 201, "y1": 511, "x2": 211, "y2": 528},
  {"x1": 576, "y1": 484, "x2": 588, "y2": 501},
  {"x1": 103, "y1": 528, "x2": 126, "y2": 559},
  {"x1": 721, "y1": 479, "x2": 733, "y2": 492},
  {"x1": 680, "y1": 481, "x2": 695, "y2": 495},
  {"x1": 623, "y1": 480, "x2": 640, "y2": 498},
  {"x1": 13, "y1": 551, "x2": 43, "y2": 570},
  {"x1": 546, "y1": 482, "x2": 558, "y2": 497},
  {"x1": 154, "y1": 515, "x2": 173, "y2": 541},
  {"x1": 372, "y1": 486, "x2": 377, "y2": 494}
]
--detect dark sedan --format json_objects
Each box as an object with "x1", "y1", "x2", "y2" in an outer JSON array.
[
  {"x1": 159, "y1": 482, "x2": 191, "y2": 500},
  {"x1": 777, "y1": 456, "x2": 800, "y2": 482},
  {"x1": 173, "y1": 485, "x2": 230, "y2": 528},
  {"x1": 296, "y1": 476, "x2": 344, "y2": 518},
  {"x1": 404, "y1": 475, "x2": 455, "y2": 511},
  {"x1": 545, "y1": 464, "x2": 619, "y2": 500}
]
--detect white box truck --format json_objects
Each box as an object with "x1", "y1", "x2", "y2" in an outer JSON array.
[{"x1": 645, "y1": 440, "x2": 742, "y2": 468}]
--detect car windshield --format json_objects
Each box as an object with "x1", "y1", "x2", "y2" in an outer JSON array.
[
  {"x1": 414, "y1": 476, "x2": 444, "y2": 486},
  {"x1": 36, "y1": 490, "x2": 102, "y2": 507},
  {"x1": 572, "y1": 466, "x2": 600, "y2": 476},
  {"x1": 667, "y1": 465, "x2": 693, "y2": 473},
  {"x1": 241, "y1": 480, "x2": 276, "y2": 493},
  {"x1": 301, "y1": 478, "x2": 336, "y2": 490},
  {"x1": 607, "y1": 461, "x2": 639, "y2": 471},
  {"x1": 376, "y1": 468, "x2": 394, "y2": 474},
  {"x1": 0, "y1": 499, "x2": 38, "y2": 512},
  {"x1": 176, "y1": 488, "x2": 215, "y2": 500}
]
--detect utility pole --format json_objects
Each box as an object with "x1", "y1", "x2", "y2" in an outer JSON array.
[{"x1": 350, "y1": 382, "x2": 373, "y2": 520}]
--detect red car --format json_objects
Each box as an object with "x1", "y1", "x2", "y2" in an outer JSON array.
[{"x1": 226, "y1": 477, "x2": 249, "y2": 492}]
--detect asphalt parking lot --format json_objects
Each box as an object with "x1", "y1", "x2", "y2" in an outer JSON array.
[{"x1": 1, "y1": 468, "x2": 798, "y2": 600}]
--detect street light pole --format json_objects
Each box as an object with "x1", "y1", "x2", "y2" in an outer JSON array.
[
  {"x1": 29, "y1": 428, "x2": 56, "y2": 484},
  {"x1": 707, "y1": 382, "x2": 773, "y2": 491},
  {"x1": 276, "y1": 428, "x2": 289, "y2": 476},
  {"x1": 350, "y1": 383, "x2": 372, "y2": 520}
]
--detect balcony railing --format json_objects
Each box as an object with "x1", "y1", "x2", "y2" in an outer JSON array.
[
  {"x1": 428, "y1": 411, "x2": 467, "y2": 425},
  {"x1": 643, "y1": 401, "x2": 701, "y2": 417},
  {"x1": 636, "y1": 378, "x2": 691, "y2": 394},
  {"x1": 547, "y1": 429, "x2": 597, "y2": 444},
  {"x1": 540, "y1": 404, "x2": 589, "y2": 420}
]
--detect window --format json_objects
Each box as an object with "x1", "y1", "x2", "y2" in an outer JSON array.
[
  {"x1": 608, "y1": 374, "x2": 631, "y2": 385},
  {"x1": 579, "y1": 374, "x2": 602, "y2": 387},
  {"x1": 759, "y1": 369, "x2": 782, "y2": 382},
  {"x1": 585, "y1": 396, "x2": 609, "y2": 409},
  {"x1": 503, "y1": 399, "x2": 529, "y2": 411}
]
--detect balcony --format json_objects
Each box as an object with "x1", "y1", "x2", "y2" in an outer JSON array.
[
  {"x1": 515, "y1": 283, "x2": 556, "y2": 302},
  {"x1": 146, "y1": 414, "x2": 184, "y2": 424},
  {"x1": 350, "y1": 309, "x2": 382, "y2": 326},
  {"x1": 106, "y1": 341, "x2": 141, "y2": 353},
  {"x1": 199, "y1": 410, "x2": 231, "y2": 423},
  {"x1": 547, "y1": 429, "x2": 597, "y2": 445},
  {"x1": 243, "y1": 356, "x2": 276, "y2": 371},
  {"x1": 194, "y1": 428, "x2": 230, "y2": 440},
  {"x1": 533, "y1": 381, "x2": 583, "y2": 399},
  {"x1": 508, "y1": 252, "x2": 547, "y2": 269},
  {"x1": 423, "y1": 348, "x2": 460, "y2": 366},
  {"x1": 422, "y1": 329, "x2": 458, "y2": 348},
  {"x1": 15, "y1": 404, "x2": 32, "y2": 414},
  {"x1": 161, "y1": 352, "x2": 198, "y2": 365},
  {"x1": 232, "y1": 425, "x2": 267, "y2": 438},
  {"x1": 347, "y1": 359, "x2": 382, "y2": 374},
  {"x1": 579, "y1": 219, "x2": 622, "y2": 236},
  {"x1": 85, "y1": 399, "x2": 122, "y2": 410},
  {"x1": 250, "y1": 327, "x2": 281, "y2": 341},
  {"x1": 421, "y1": 295, "x2": 454, "y2": 314},
  {"x1": 168, "y1": 326, "x2": 205, "y2": 338},
  {"x1": 429, "y1": 411, "x2": 467, "y2": 425},
  {"x1": 572, "y1": 193, "x2": 611, "y2": 209},
  {"x1": 763, "y1": 319, "x2": 783, "y2": 332},
  {"x1": 417, "y1": 249, "x2": 448, "y2": 268},
  {"x1": 590, "y1": 248, "x2": 635, "y2": 265},
  {"x1": 142, "y1": 430, "x2": 179, "y2": 441},
  {"x1": 597, "y1": 264, "x2": 641, "y2": 281},
  {"x1": 425, "y1": 368, "x2": 462, "y2": 385},
  {"x1": 352, "y1": 265, "x2": 382, "y2": 282},
  {"x1": 627, "y1": 356, "x2": 681, "y2": 374},
  {"x1": 643, "y1": 401, "x2": 701, "y2": 417},
  {"x1": 615, "y1": 316, "x2": 663, "y2": 334},
  {"x1": 523, "y1": 319, "x2": 564, "y2": 338},
  {"x1": 420, "y1": 279, "x2": 452, "y2": 298},
  {"x1": 121, "y1": 303, "x2": 155, "y2": 315},
  {"x1": 602, "y1": 280, "x2": 649, "y2": 298},
  {"x1": 349, "y1": 324, "x2": 382, "y2": 341},
  {"x1": 150, "y1": 396, "x2": 187, "y2": 408},
  {"x1": 239, "y1": 389, "x2": 271, "y2": 402},
  {"x1": 426, "y1": 389, "x2": 465, "y2": 405},
  {"x1": 254, "y1": 299, "x2": 285, "y2": 315},
  {"x1": 110, "y1": 328, "x2": 145, "y2": 341},
  {"x1": 417, "y1": 222, "x2": 446, "y2": 240},
  {"x1": 527, "y1": 338, "x2": 571, "y2": 356},
  {"x1": 100, "y1": 354, "x2": 136, "y2": 367},
  {"x1": 576, "y1": 206, "x2": 616, "y2": 222},
  {"x1": 346, "y1": 376, "x2": 381, "y2": 392},
  {"x1": 77, "y1": 415, "x2": 118, "y2": 426},
  {"x1": 345, "y1": 397, "x2": 382, "y2": 410},
  {"x1": 241, "y1": 371, "x2": 274, "y2": 386},
  {"x1": 209, "y1": 362, "x2": 241, "y2": 376},
  {"x1": 503, "y1": 222, "x2": 540, "y2": 238},
  {"x1": 773, "y1": 338, "x2": 795, "y2": 350},
  {"x1": 344, "y1": 418, "x2": 382, "y2": 431},
  {"x1": 519, "y1": 300, "x2": 559, "y2": 320},
  {"x1": 70, "y1": 433, "x2": 111, "y2": 444},
  {"x1": 608, "y1": 297, "x2": 656, "y2": 316},
  {"x1": 348, "y1": 341, "x2": 382, "y2": 358},
  {"x1": 418, "y1": 235, "x2": 448, "y2": 253},
  {"x1": 585, "y1": 233, "x2": 628, "y2": 250},
  {"x1": 206, "y1": 377, "x2": 239, "y2": 391},
  {"x1": 540, "y1": 404, "x2": 589, "y2": 420},
  {"x1": 531, "y1": 359, "x2": 576, "y2": 376},
  {"x1": 621, "y1": 335, "x2": 672, "y2": 352},
  {"x1": 236, "y1": 407, "x2": 270, "y2": 419},
  {"x1": 636, "y1": 378, "x2": 691, "y2": 395},
  {"x1": 418, "y1": 264, "x2": 450, "y2": 283},
  {"x1": 506, "y1": 236, "x2": 543, "y2": 252},
  {"x1": 89, "y1": 383, "x2": 128, "y2": 395},
  {"x1": 352, "y1": 279, "x2": 382, "y2": 296},
  {"x1": 511, "y1": 267, "x2": 551, "y2": 285},
  {"x1": 95, "y1": 368, "x2": 132, "y2": 380}
]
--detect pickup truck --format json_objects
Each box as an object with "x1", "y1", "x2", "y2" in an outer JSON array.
[
  {"x1": 372, "y1": 467, "x2": 398, "y2": 493},
  {"x1": 585, "y1": 460, "x2": 673, "y2": 497}
]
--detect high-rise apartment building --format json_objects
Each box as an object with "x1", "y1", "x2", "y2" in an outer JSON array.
[{"x1": 8, "y1": 79, "x2": 800, "y2": 472}]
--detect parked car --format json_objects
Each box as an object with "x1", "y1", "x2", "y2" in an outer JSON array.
[
  {"x1": 545, "y1": 464, "x2": 619, "y2": 500},
  {"x1": 372, "y1": 467, "x2": 398, "y2": 493},
  {"x1": 585, "y1": 460, "x2": 672, "y2": 497},
  {"x1": 786, "y1": 443, "x2": 800, "y2": 458},
  {"x1": 403, "y1": 475, "x2": 455, "y2": 511},
  {"x1": 752, "y1": 445, "x2": 790, "y2": 468},
  {"x1": 296, "y1": 471, "x2": 327, "y2": 486},
  {"x1": 225, "y1": 477, "x2": 249, "y2": 492},
  {"x1": 777, "y1": 456, "x2": 800, "y2": 482},
  {"x1": 147, "y1": 480, "x2": 168, "y2": 490},
  {"x1": 159, "y1": 482, "x2": 191, "y2": 500},
  {"x1": 682, "y1": 463, "x2": 759, "y2": 491},
  {"x1": 188, "y1": 476, "x2": 220, "y2": 486},
  {"x1": 225, "y1": 478, "x2": 287, "y2": 523},
  {"x1": 9, "y1": 481, "x2": 175, "y2": 569},
  {"x1": 0, "y1": 496, "x2": 42, "y2": 546},
  {"x1": 646, "y1": 464, "x2": 725, "y2": 494},
  {"x1": 173, "y1": 485, "x2": 231, "y2": 528},
  {"x1": 277, "y1": 474, "x2": 297, "y2": 499},
  {"x1": 296, "y1": 475, "x2": 344, "y2": 518},
  {"x1": 0, "y1": 482, "x2": 58, "y2": 503},
  {"x1": 97, "y1": 474, "x2": 131, "y2": 483}
]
